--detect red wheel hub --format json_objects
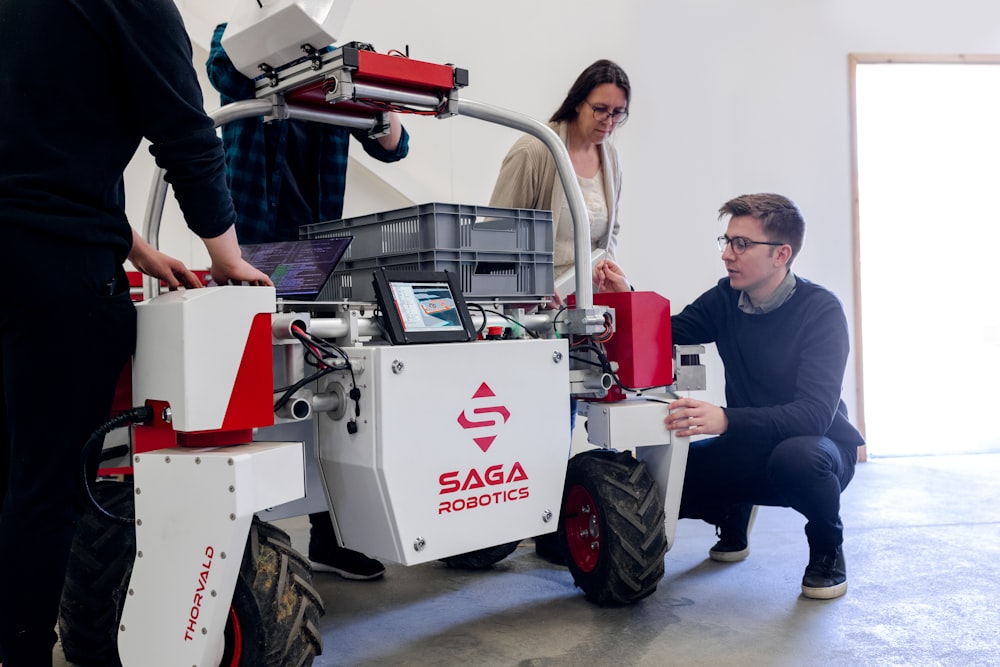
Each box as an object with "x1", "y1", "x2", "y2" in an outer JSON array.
[{"x1": 564, "y1": 484, "x2": 601, "y2": 572}]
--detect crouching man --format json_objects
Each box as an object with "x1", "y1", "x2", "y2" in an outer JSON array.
[{"x1": 594, "y1": 192, "x2": 863, "y2": 599}]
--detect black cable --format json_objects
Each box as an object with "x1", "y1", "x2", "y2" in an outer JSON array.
[
  {"x1": 468, "y1": 302, "x2": 488, "y2": 335},
  {"x1": 273, "y1": 366, "x2": 337, "y2": 412},
  {"x1": 481, "y1": 307, "x2": 540, "y2": 338},
  {"x1": 81, "y1": 406, "x2": 153, "y2": 525},
  {"x1": 284, "y1": 325, "x2": 361, "y2": 432},
  {"x1": 550, "y1": 305, "x2": 569, "y2": 335}
]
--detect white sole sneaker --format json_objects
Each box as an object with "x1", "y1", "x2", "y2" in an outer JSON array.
[
  {"x1": 708, "y1": 505, "x2": 759, "y2": 562},
  {"x1": 801, "y1": 580, "x2": 848, "y2": 599}
]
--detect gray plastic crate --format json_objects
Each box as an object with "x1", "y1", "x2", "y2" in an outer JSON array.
[{"x1": 301, "y1": 203, "x2": 554, "y2": 301}]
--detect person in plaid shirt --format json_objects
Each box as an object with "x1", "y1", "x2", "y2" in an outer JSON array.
[
  {"x1": 207, "y1": 23, "x2": 410, "y2": 244},
  {"x1": 207, "y1": 23, "x2": 411, "y2": 580}
]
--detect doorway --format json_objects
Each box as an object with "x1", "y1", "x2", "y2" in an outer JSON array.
[{"x1": 851, "y1": 55, "x2": 1000, "y2": 457}]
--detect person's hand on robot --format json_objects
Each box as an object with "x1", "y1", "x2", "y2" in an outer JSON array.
[
  {"x1": 665, "y1": 396, "x2": 728, "y2": 437},
  {"x1": 128, "y1": 229, "x2": 204, "y2": 290},
  {"x1": 202, "y1": 226, "x2": 274, "y2": 287},
  {"x1": 593, "y1": 258, "x2": 630, "y2": 293}
]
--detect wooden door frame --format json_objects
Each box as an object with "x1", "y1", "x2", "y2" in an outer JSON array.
[{"x1": 848, "y1": 53, "x2": 1000, "y2": 461}]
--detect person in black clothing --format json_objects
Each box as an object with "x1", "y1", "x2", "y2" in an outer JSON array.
[
  {"x1": 594, "y1": 193, "x2": 863, "y2": 599},
  {"x1": 0, "y1": 1, "x2": 271, "y2": 665}
]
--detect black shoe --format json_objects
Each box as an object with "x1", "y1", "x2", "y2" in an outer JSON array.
[
  {"x1": 310, "y1": 544, "x2": 385, "y2": 580},
  {"x1": 709, "y1": 504, "x2": 758, "y2": 562},
  {"x1": 801, "y1": 545, "x2": 848, "y2": 599}
]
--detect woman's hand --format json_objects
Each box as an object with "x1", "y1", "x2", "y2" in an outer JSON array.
[{"x1": 594, "y1": 258, "x2": 630, "y2": 293}]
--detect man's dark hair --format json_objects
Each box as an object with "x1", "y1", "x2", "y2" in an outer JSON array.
[
  {"x1": 550, "y1": 60, "x2": 631, "y2": 124},
  {"x1": 719, "y1": 193, "x2": 805, "y2": 264}
]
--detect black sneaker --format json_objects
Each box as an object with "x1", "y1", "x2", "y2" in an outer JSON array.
[
  {"x1": 708, "y1": 504, "x2": 758, "y2": 562},
  {"x1": 310, "y1": 545, "x2": 386, "y2": 580},
  {"x1": 801, "y1": 545, "x2": 848, "y2": 599}
]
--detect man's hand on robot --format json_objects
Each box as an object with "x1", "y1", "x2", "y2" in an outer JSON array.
[{"x1": 665, "y1": 397, "x2": 728, "y2": 436}]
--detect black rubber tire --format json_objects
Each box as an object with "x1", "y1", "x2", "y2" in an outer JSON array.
[
  {"x1": 439, "y1": 540, "x2": 520, "y2": 569},
  {"x1": 222, "y1": 519, "x2": 325, "y2": 666},
  {"x1": 559, "y1": 449, "x2": 667, "y2": 605},
  {"x1": 58, "y1": 481, "x2": 135, "y2": 665},
  {"x1": 58, "y1": 480, "x2": 325, "y2": 666}
]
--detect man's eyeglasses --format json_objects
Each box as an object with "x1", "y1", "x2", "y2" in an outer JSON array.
[
  {"x1": 717, "y1": 235, "x2": 786, "y2": 254},
  {"x1": 586, "y1": 102, "x2": 629, "y2": 126}
]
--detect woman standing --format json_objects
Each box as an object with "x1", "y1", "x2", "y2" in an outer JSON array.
[{"x1": 490, "y1": 59, "x2": 631, "y2": 297}]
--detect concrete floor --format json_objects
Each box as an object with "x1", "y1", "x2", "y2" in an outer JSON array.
[{"x1": 54, "y1": 452, "x2": 1000, "y2": 666}]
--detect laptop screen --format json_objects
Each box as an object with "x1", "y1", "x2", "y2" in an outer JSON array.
[{"x1": 240, "y1": 237, "x2": 352, "y2": 300}]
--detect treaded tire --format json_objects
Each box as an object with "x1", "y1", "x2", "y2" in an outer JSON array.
[
  {"x1": 58, "y1": 481, "x2": 134, "y2": 665},
  {"x1": 58, "y1": 480, "x2": 325, "y2": 666},
  {"x1": 439, "y1": 540, "x2": 520, "y2": 569},
  {"x1": 560, "y1": 449, "x2": 667, "y2": 605},
  {"x1": 226, "y1": 518, "x2": 325, "y2": 666}
]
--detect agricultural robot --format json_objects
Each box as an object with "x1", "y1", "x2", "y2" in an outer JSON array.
[{"x1": 56, "y1": 3, "x2": 705, "y2": 665}]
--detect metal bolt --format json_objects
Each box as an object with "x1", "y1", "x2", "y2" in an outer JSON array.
[
  {"x1": 211, "y1": 590, "x2": 217, "y2": 597},
  {"x1": 229, "y1": 513, "x2": 236, "y2": 521},
  {"x1": 392, "y1": 360, "x2": 405, "y2": 374},
  {"x1": 135, "y1": 488, "x2": 141, "y2": 495},
  {"x1": 201, "y1": 628, "x2": 208, "y2": 635},
  {"x1": 128, "y1": 589, "x2": 134, "y2": 596},
  {"x1": 120, "y1": 624, "x2": 126, "y2": 632},
  {"x1": 133, "y1": 456, "x2": 141, "y2": 464},
  {"x1": 413, "y1": 537, "x2": 426, "y2": 551},
  {"x1": 137, "y1": 550, "x2": 143, "y2": 558},
  {"x1": 220, "y1": 552, "x2": 227, "y2": 559},
  {"x1": 195, "y1": 457, "x2": 201, "y2": 465},
  {"x1": 164, "y1": 456, "x2": 171, "y2": 463},
  {"x1": 228, "y1": 458, "x2": 234, "y2": 466},
  {"x1": 552, "y1": 351, "x2": 563, "y2": 363},
  {"x1": 136, "y1": 519, "x2": 142, "y2": 527},
  {"x1": 161, "y1": 407, "x2": 172, "y2": 423},
  {"x1": 229, "y1": 485, "x2": 235, "y2": 493},
  {"x1": 542, "y1": 509, "x2": 553, "y2": 523}
]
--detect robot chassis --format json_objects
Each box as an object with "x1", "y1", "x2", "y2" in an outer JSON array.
[{"x1": 56, "y1": 39, "x2": 706, "y2": 667}]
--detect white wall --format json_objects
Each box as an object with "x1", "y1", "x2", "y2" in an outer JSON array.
[{"x1": 137, "y1": 0, "x2": 1000, "y2": 421}]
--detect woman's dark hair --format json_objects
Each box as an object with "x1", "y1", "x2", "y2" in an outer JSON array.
[{"x1": 550, "y1": 59, "x2": 630, "y2": 124}]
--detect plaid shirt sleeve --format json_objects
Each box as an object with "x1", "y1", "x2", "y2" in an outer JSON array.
[{"x1": 207, "y1": 23, "x2": 273, "y2": 242}]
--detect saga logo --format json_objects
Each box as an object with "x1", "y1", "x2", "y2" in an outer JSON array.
[{"x1": 438, "y1": 462, "x2": 529, "y2": 514}]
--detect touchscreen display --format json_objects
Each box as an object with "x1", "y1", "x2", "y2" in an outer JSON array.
[
  {"x1": 389, "y1": 281, "x2": 466, "y2": 332},
  {"x1": 372, "y1": 268, "x2": 476, "y2": 344}
]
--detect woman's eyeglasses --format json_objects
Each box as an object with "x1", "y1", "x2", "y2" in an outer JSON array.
[{"x1": 586, "y1": 102, "x2": 628, "y2": 126}]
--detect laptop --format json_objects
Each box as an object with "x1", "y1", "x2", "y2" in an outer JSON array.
[{"x1": 240, "y1": 237, "x2": 352, "y2": 300}]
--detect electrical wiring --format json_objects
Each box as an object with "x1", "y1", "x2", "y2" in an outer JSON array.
[
  {"x1": 571, "y1": 338, "x2": 670, "y2": 395},
  {"x1": 479, "y1": 306, "x2": 540, "y2": 339},
  {"x1": 80, "y1": 406, "x2": 153, "y2": 525},
  {"x1": 592, "y1": 312, "x2": 614, "y2": 343},
  {"x1": 550, "y1": 305, "x2": 569, "y2": 333},
  {"x1": 275, "y1": 325, "x2": 361, "y2": 426},
  {"x1": 358, "y1": 98, "x2": 442, "y2": 116},
  {"x1": 467, "y1": 302, "x2": 488, "y2": 335}
]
